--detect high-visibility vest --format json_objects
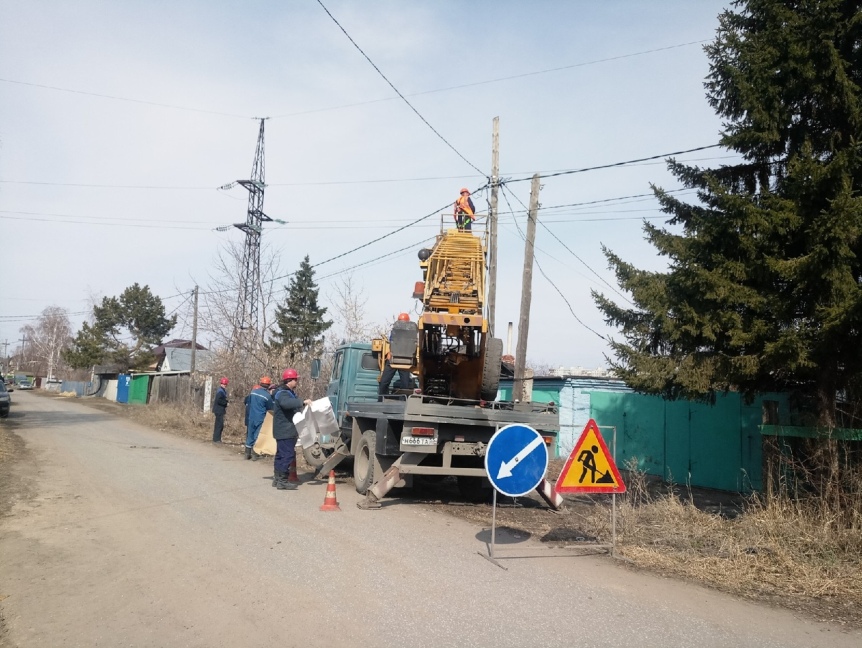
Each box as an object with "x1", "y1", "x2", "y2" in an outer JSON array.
[{"x1": 455, "y1": 195, "x2": 474, "y2": 216}]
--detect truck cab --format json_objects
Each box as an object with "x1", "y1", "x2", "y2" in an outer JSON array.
[{"x1": 326, "y1": 343, "x2": 380, "y2": 432}]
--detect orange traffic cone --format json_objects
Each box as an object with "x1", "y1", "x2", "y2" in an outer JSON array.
[
  {"x1": 287, "y1": 460, "x2": 300, "y2": 483},
  {"x1": 319, "y1": 470, "x2": 341, "y2": 512}
]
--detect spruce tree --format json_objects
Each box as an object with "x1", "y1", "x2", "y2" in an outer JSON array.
[
  {"x1": 270, "y1": 256, "x2": 332, "y2": 356},
  {"x1": 594, "y1": 0, "x2": 862, "y2": 427}
]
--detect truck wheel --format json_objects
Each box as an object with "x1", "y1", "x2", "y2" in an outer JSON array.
[
  {"x1": 353, "y1": 430, "x2": 376, "y2": 495},
  {"x1": 457, "y1": 476, "x2": 490, "y2": 503},
  {"x1": 302, "y1": 442, "x2": 330, "y2": 469},
  {"x1": 480, "y1": 337, "x2": 503, "y2": 401}
]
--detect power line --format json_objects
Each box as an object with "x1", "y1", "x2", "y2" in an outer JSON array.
[
  {"x1": 268, "y1": 38, "x2": 710, "y2": 119},
  {"x1": 0, "y1": 77, "x2": 254, "y2": 119},
  {"x1": 503, "y1": 144, "x2": 721, "y2": 183},
  {"x1": 500, "y1": 188, "x2": 606, "y2": 339},
  {"x1": 314, "y1": 0, "x2": 485, "y2": 177}
]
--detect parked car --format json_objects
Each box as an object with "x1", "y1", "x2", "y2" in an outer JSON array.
[
  {"x1": 16, "y1": 380, "x2": 33, "y2": 390},
  {"x1": 0, "y1": 381, "x2": 10, "y2": 418},
  {"x1": 3, "y1": 379, "x2": 13, "y2": 392}
]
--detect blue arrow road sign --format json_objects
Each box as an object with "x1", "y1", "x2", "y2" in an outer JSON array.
[{"x1": 485, "y1": 424, "x2": 548, "y2": 497}]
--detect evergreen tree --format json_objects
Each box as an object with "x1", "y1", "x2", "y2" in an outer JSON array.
[
  {"x1": 64, "y1": 284, "x2": 176, "y2": 371},
  {"x1": 270, "y1": 256, "x2": 332, "y2": 356},
  {"x1": 594, "y1": 0, "x2": 862, "y2": 427}
]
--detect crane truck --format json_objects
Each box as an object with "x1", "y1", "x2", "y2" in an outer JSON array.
[{"x1": 305, "y1": 227, "x2": 559, "y2": 507}]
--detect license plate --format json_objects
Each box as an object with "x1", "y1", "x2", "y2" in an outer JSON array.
[{"x1": 401, "y1": 436, "x2": 437, "y2": 446}]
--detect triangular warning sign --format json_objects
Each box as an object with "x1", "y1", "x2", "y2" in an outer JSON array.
[{"x1": 555, "y1": 419, "x2": 626, "y2": 494}]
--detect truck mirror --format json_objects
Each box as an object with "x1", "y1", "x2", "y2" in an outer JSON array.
[{"x1": 310, "y1": 359, "x2": 321, "y2": 380}]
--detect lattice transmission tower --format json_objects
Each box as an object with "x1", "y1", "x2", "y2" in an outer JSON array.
[{"x1": 233, "y1": 118, "x2": 272, "y2": 348}]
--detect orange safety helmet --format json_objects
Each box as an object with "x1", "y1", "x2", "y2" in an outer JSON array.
[
  {"x1": 459, "y1": 187, "x2": 470, "y2": 195},
  {"x1": 219, "y1": 377, "x2": 229, "y2": 386},
  {"x1": 397, "y1": 312, "x2": 410, "y2": 322},
  {"x1": 282, "y1": 368, "x2": 299, "y2": 381},
  {"x1": 259, "y1": 376, "x2": 272, "y2": 387}
]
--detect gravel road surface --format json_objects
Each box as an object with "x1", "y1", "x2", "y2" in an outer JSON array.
[{"x1": 1, "y1": 392, "x2": 858, "y2": 647}]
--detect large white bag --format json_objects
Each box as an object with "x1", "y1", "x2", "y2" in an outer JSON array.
[{"x1": 292, "y1": 397, "x2": 339, "y2": 449}]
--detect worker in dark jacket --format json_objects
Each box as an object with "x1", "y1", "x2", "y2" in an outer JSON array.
[
  {"x1": 212, "y1": 377, "x2": 229, "y2": 443},
  {"x1": 454, "y1": 187, "x2": 475, "y2": 231},
  {"x1": 271, "y1": 368, "x2": 312, "y2": 490},
  {"x1": 244, "y1": 376, "x2": 273, "y2": 460}
]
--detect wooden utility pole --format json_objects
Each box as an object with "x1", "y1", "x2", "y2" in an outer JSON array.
[
  {"x1": 487, "y1": 116, "x2": 500, "y2": 337},
  {"x1": 190, "y1": 286, "x2": 199, "y2": 375},
  {"x1": 514, "y1": 174, "x2": 540, "y2": 402}
]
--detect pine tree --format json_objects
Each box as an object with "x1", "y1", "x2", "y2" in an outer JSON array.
[
  {"x1": 270, "y1": 256, "x2": 332, "y2": 357},
  {"x1": 594, "y1": 0, "x2": 862, "y2": 427},
  {"x1": 64, "y1": 284, "x2": 176, "y2": 371}
]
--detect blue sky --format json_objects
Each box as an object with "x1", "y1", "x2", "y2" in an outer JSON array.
[{"x1": 0, "y1": 1, "x2": 732, "y2": 369}]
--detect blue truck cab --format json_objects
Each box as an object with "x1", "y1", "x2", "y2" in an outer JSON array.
[{"x1": 310, "y1": 342, "x2": 560, "y2": 505}]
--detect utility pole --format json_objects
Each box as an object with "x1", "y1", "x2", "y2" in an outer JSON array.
[
  {"x1": 232, "y1": 118, "x2": 271, "y2": 350},
  {"x1": 487, "y1": 116, "x2": 500, "y2": 337},
  {"x1": 190, "y1": 285, "x2": 199, "y2": 375},
  {"x1": 514, "y1": 174, "x2": 540, "y2": 402},
  {"x1": 18, "y1": 335, "x2": 28, "y2": 371}
]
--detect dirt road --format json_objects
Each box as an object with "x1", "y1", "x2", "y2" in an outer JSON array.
[{"x1": 1, "y1": 392, "x2": 858, "y2": 647}]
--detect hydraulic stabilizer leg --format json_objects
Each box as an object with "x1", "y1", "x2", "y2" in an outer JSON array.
[{"x1": 356, "y1": 464, "x2": 403, "y2": 510}]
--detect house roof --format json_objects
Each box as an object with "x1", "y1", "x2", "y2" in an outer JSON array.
[
  {"x1": 161, "y1": 347, "x2": 214, "y2": 373},
  {"x1": 152, "y1": 339, "x2": 208, "y2": 356}
]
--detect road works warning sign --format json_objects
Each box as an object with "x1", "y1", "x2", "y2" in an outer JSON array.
[{"x1": 555, "y1": 419, "x2": 626, "y2": 494}]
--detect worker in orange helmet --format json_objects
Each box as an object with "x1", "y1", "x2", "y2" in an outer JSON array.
[
  {"x1": 270, "y1": 369, "x2": 313, "y2": 490},
  {"x1": 212, "y1": 377, "x2": 229, "y2": 443},
  {"x1": 453, "y1": 187, "x2": 475, "y2": 231},
  {"x1": 379, "y1": 313, "x2": 415, "y2": 400},
  {"x1": 243, "y1": 376, "x2": 273, "y2": 460}
]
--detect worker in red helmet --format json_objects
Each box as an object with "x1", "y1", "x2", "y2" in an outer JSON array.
[
  {"x1": 453, "y1": 187, "x2": 475, "y2": 231},
  {"x1": 243, "y1": 376, "x2": 274, "y2": 460},
  {"x1": 271, "y1": 369, "x2": 312, "y2": 490},
  {"x1": 212, "y1": 377, "x2": 230, "y2": 443},
  {"x1": 379, "y1": 314, "x2": 415, "y2": 400}
]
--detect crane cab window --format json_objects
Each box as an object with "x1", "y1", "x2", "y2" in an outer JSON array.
[{"x1": 361, "y1": 353, "x2": 378, "y2": 371}]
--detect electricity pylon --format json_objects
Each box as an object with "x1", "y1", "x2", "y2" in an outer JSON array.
[{"x1": 233, "y1": 118, "x2": 271, "y2": 348}]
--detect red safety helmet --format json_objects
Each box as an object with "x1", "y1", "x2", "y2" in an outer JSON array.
[
  {"x1": 282, "y1": 368, "x2": 299, "y2": 381},
  {"x1": 259, "y1": 376, "x2": 272, "y2": 387},
  {"x1": 459, "y1": 187, "x2": 470, "y2": 195},
  {"x1": 397, "y1": 312, "x2": 410, "y2": 322},
  {"x1": 219, "y1": 377, "x2": 229, "y2": 386}
]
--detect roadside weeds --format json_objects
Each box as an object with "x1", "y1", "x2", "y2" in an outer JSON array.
[{"x1": 22, "y1": 391, "x2": 862, "y2": 629}]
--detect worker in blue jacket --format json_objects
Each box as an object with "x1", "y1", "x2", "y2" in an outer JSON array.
[
  {"x1": 271, "y1": 368, "x2": 312, "y2": 490},
  {"x1": 244, "y1": 376, "x2": 273, "y2": 460}
]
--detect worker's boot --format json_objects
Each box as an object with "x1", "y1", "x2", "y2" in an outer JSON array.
[
  {"x1": 272, "y1": 469, "x2": 279, "y2": 487},
  {"x1": 276, "y1": 472, "x2": 297, "y2": 491},
  {"x1": 251, "y1": 450, "x2": 261, "y2": 462},
  {"x1": 244, "y1": 446, "x2": 252, "y2": 460}
]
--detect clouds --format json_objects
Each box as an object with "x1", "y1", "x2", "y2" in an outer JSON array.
[{"x1": 0, "y1": 0, "x2": 730, "y2": 368}]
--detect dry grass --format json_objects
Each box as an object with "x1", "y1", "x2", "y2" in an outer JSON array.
[
  {"x1": 35, "y1": 393, "x2": 862, "y2": 627},
  {"x1": 575, "y1": 462, "x2": 862, "y2": 626}
]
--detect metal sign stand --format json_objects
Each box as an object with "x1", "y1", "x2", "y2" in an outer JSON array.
[
  {"x1": 480, "y1": 488, "x2": 508, "y2": 570},
  {"x1": 611, "y1": 426, "x2": 617, "y2": 557}
]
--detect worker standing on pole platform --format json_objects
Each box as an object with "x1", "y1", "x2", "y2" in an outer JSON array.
[
  {"x1": 244, "y1": 377, "x2": 273, "y2": 460},
  {"x1": 454, "y1": 188, "x2": 475, "y2": 231}
]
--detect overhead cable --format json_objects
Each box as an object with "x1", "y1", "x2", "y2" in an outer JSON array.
[
  {"x1": 314, "y1": 0, "x2": 485, "y2": 177},
  {"x1": 0, "y1": 77, "x2": 254, "y2": 119}
]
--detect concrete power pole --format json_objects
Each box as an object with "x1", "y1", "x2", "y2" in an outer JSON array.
[
  {"x1": 487, "y1": 117, "x2": 500, "y2": 337},
  {"x1": 190, "y1": 285, "x2": 199, "y2": 375},
  {"x1": 514, "y1": 174, "x2": 540, "y2": 402}
]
